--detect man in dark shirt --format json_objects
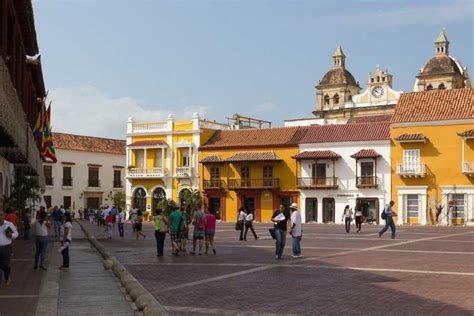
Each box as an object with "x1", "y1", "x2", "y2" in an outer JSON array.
[
  {"x1": 271, "y1": 204, "x2": 290, "y2": 259},
  {"x1": 51, "y1": 207, "x2": 62, "y2": 238}
]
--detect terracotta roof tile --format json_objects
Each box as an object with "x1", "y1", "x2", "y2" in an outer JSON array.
[
  {"x1": 225, "y1": 152, "x2": 282, "y2": 162},
  {"x1": 128, "y1": 140, "x2": 167, "y2": 147},
  {"x1": 53, "y1": 133, "x2": 125, "y2": 155},
  {"x1": 394, "y1": 133, "x2": 427, "y2": 142},
  {"x1": 350, "y1": 149, "x2": 382, "y2": 159},
  {"x1": 293, "y1": 150, "x2": 341, "y2": 160},
  {"x1": 200, "y1": 155, "x2": 224, "y2": 163},
  {"x1": 457, "y1": 129, "x2": 474, "y2": 138},
  {"x1": 391, "y1": 88, "x2": 474, "y2": 123},
  {"x1": 300, "y1": 122, "x2": 390, "y2": 144},
  {"x1": 347, "y1": 115, "x2": 392, "y2": 124},
  {"x1": 200, "y1": 127, "x2": 309, "y2": 150}
]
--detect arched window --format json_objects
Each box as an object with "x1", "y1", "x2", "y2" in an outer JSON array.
[
  {"x1": 438, "y1": 83, "x2": 446, "y2": 90},
  {"x1": 347, "y1": 94, "x2": 352, "y2": 101},
  {"x1": 334, "y1": 94, "x2": 339, "y2": 105},
  {"x1": 426, "y1": 84, "x2": 433, "y2": 91},
  {"x1": 377, "y1": 76, "x2": 380, "y2": 82},
  {"x1": 152, "y1": 187, "x2": 166, "y2": 211},
  {"x1": 133, "y1": 188, "x2": 147, "y2": 213},
  {"x1": 324, "y1": 95, "x2": 330, "y2": 106}
]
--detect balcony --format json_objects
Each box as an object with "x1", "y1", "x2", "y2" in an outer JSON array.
[
  {"x1": 113, "y1": 180, "x2": 123, "y2": 188},
  {"x1": 396, "y1": 163, "x2": 426, "y2": 177},
  {"x1": 62, "y1": 178, "x2": 73, "y2": 187},
  {"x1": 88, "y1": 179, "x2": 101, "y2": 188},
  {"x1": 127, "y1": 167, "x2": 167, "y2": 178},
  {"x1": 45, "y1": 177, "x2": 54, "y2": 186},
  {"x1": 228, "y1": 178, "x2": 280, "y2": 190},
  {"x1": 130, "y1": 121, "x2": 168, "y2": 134},
  {"x1": 297, "y1": 177, "x2": 339, "y2": 189},
  {"x1": 463, "y1": 162, "x2": 474, "y2": 177},
  {"x1": 203, "y1": 180, "x2": 226, "y2": 190},
  {"x1": 175, "y1": 166, "x2": 192, "y2": 177},
  {"x1": 356, "y1": 176, "x2": 379, "y2": 188}
]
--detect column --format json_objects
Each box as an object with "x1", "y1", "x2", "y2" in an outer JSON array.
[
  {"x1": 144, "y1": 148, "x2": 147, "y2": 173},
  {"x1": 161, "y1": 148, "x2": 165, "y2": 174}
]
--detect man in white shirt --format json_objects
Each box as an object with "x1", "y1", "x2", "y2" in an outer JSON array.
[
  {"x1": 118, "y1": 209, "x2": 126, "y2": 237},
  {"x1": 289, "y1": 203, "x2": 302, "y2": 258},
  {"x1": 0, "y1": 209, "x2": 19, "y2": 286}
]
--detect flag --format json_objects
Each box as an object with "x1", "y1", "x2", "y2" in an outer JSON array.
[
  {"x1": 41, "y1": 105, "x2": 57, "y2": 163},
  {"x1": 33, "y1": 102, "x2": 45, "y2": 140}
]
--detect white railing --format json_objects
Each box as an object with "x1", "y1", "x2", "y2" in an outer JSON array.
[
  {"x1": 127, "y1": 167, "x2": 167, "y2": 177},
  {"x1": 131, "y1": 121, "x2": 168, "y2": 133},
  {"x1": 397, "y1": 163, "x2": 426, "y2": 177},
  {"x1": 463, "y1": 162, "x2": 474, "y2": 174},
  {"x1": 175, "y1": 166, "x2": 192, "y2": 177}
]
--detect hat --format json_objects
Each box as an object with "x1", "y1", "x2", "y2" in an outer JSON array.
[{"x1": 289, "y1": 203, "x2": 298, "y2": 209}]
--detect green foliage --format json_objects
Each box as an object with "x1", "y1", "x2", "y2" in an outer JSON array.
[
  {"x1": 158, "y1": 198, "x2": 178, "y2": 217},
  {"x1": 4, "y1": 173, "x2": 41, "y2": 219},
  {"x1": 111, "y1": 191, "x2": 126, "y2": 210},
  {"x1": 180, "y1": 189, "x2": 204, "y2": 213}
]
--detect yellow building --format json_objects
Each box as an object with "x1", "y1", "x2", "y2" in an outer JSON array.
[
  {"x1": 199, "y1": 127, "x2": 308, "y2": 222},
  {"x1": 125, "y1": 114, "x2": 227, "y2": 215},
  {"x1": 391, "y1": 88, "x2": 474, "y2": 225}
]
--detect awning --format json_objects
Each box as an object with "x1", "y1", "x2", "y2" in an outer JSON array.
[
  {"x1": 292, "y1": 150, "x2": 341, "y2": 160},
  {"x1": 394, "y1": 133, "x2": 427, "y2": 143},
  {"x1": 225, "y1": 152, "x2": 282, "y2": 162},
  {"x1": 350, "y1": 149, "x2": 381, "y2": 159},
  {"x1": 200, "y1": 155, "x2": 225, "y2": 163},
  {"x1": 457, "y1": 129, "x2": 474, "y2": 139}
]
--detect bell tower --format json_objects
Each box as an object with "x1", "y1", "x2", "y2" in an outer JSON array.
[
  {"x1": 435, "y1": 28, "x2": 449, "y2": 56},
  {"x1": 332, "y1": 45, "x2": 345, "y2": 69}
]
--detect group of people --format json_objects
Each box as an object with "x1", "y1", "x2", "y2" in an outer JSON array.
[{"x1": 237, "y1": 207, "x2": 259, "y2": 241}]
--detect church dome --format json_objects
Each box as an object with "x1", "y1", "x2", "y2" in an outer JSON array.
[
  {"x1": 420, "y1": 55, "x2": 464, "y2": 76},
  {"x1": 319, "y1": 68, "x2": 358, "y2": 86}
]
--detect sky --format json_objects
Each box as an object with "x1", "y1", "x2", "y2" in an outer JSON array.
[{"x1": 33, "y1": 0, "x2": 473, "y2": 139}]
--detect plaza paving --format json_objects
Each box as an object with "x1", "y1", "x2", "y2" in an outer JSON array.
[{"x1": 82, "y1": 221, "x2": 474, "y2": 315}]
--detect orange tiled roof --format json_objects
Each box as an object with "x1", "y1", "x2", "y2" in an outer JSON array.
[
  {"x1": 394, "y1": 133, "x2": 427, "y2": 142},
  {"x1": 200, "y1": 155, "x2": 224, "y2": 163},
  {"x1": 53, "y1": 133, "x2": 126, "y2": 155},
  {"x1": 200, "y1": 127, "x2": 309, "y2": 150},
  {"x1": 350, "y1": 149, "x2": 381, "y2": 159},
  {"x1": 292, "y1": 150, "x2": 341, "y2": 160},
  {"x1": 225, "y1": 152, "x2": 282, "y2": 162},
  {"x1": 391, "y1": 88, "x2": 474, "y2": 123},
  {"x1": 128, "y1": 140, "x2": 167, "y2": 147},
  {"x1": 457, "y1": 129, "x2": 474, "y2": 138},
  {"x1": 300, "y1": 122, "x2": 390, "y2": 144}
]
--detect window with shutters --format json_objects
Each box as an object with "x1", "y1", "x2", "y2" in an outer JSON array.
[
  {"x1": 44, "y1": 165, "x2": 53, "y2": 186},
  {"x1": 63, "y1": 196, "x2": 71, "y2": 209},
  {"x1": 113, "y1": 170, "x2": 122, "y2": 188},
  {"x1": 403, "y1": 149, "x2": 420, "y2": 171},
  {"x1": 449, "y1": 194, "x2": 465, "y2": 219},
  {"x1": 406, "y1": 194, "x2": 419, "y2": 221},
  {"x1": 88, "y1": 167, "x2": 100, "y2": 187},
  {"x1": 63, "y1": 166, "x2": 72, "y2": 186}
]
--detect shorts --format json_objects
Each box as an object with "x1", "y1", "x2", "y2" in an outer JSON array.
[
  {"x1": 205, "y1": 230, "x2": 215, "y2": 238},
  {"x1": 134, "y1": 223, "x2": 142, "y2": 232},
  {"x1": 171, "y1": 231, "x2": 181, "y2": 242},
  {"x1": 193, "y1": 230, "x2": 205, "y2": 240}
]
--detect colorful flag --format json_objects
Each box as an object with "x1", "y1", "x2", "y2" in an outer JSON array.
[
  {"x1": 33, "y1": 102, "x2": 45, "y2": 140},
  {"x1": 41, "y1": 105, "x2": 57, "y2": 163}
]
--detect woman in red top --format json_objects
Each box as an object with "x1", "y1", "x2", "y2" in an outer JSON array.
[
  {"x1": 5, "y1": 208, "x2": 18, "y2": 227},
  {"x1": 204, "y1": 208, "x2": 217, "y2": 255},
  {"x1": 106, "y1": 212, "x2": 114, "y2": 239}
]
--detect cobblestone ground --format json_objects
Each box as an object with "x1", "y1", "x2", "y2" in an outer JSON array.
[{"x1": 82, "y1": 220, "x2": 474, "y2": 315}]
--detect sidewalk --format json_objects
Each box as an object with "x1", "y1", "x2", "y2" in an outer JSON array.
[{"x1": 0, "y1": 223, "x2": 137, "y2": 316}]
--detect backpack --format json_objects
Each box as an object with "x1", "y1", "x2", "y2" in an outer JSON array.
[
  {"x1": 197, "y1": 212, "x2": 205, "y2": 230},
  {"x1": 381, "y1": 205, "x2": 388, "y2": 220}
]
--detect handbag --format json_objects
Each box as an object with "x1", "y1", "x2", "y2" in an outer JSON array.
[
  {"x1": 235, "y1": 220, "x2": 243, "y2": 231},
  {"x1": 269, "y1": 228, "x2": 276, "y2": 240}
]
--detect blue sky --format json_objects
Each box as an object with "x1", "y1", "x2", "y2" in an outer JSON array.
[{"x1": 33, "y1": 0, "x2": 473, "y2": 139}]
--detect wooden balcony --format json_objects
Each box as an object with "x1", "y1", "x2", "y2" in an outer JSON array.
[
  {"x1": 297, "y1": 177, "x2": 339, "y2": 189},
  {"x1": 462, "y1": 162, "x2": 474, "y2": 177},
  {"x1": 228, "y1": 178, "x2": 280, "y2": 190},
  {"x1": 203, "y1": 180, "x2": 226, "y2": 190},
  {"x1": 356, "y1": 176, "x2": 379, "y2": 188},
  {"x1": 127, "y1": 167, "x2": 168, "y2": 178},
  {"x1": 396, "y1": 163, "x2": 426, "y2": 178}
]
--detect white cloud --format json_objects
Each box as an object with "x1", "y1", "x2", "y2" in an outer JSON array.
[
  {"x1": 48, "y1": 85, "x2": 211, "y2": 139},
  {"x1": 306, "y1": 0, "x2": 473, "y2": 28}
]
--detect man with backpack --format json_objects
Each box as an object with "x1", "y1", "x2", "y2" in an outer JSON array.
[
  {"x1": 169, "y1": 207, "x2": 183, "y2": 256},
  {"x1": 379, "y1": 201, "x2": 397, "y2": 239},
  {"x1": 190, "y1": 201, "x2": 207, "y2": 255}
]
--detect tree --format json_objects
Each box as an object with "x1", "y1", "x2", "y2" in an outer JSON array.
[
  {"x1": 158, "y1": 198, "x2": 178, "y2": 217},
  {"x1": 180, "y1": 189, "x2": 204, "y2": 213},
  {"x1": 4, "y1": 173, "x2": 41, "y2": 227},
  {"x1": 111, "y1": 191, "x2": 126, "y2": 210}
]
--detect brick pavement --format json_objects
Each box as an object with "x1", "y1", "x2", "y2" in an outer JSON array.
[{"x1": 81, "y1": 220, "x2": 474, "y2": 315}]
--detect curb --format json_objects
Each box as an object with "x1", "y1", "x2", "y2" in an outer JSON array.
[{"x1": 76, "y1": 220, "x2": 169, "y2": 315}]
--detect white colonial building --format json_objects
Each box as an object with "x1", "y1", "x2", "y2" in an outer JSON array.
[
  {"x1": 43, "y1": 133, "x2": 126, "y2": 211},
  {"x1": 294, "y1": 122, "x2": 391, "y2": 224}
]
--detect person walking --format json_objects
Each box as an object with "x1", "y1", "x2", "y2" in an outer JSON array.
[
  {"x1": 5, "y1": 208, "x2": 18, "y2": 228},
  {"x1": 0, "y1": 209, "x2": 19, "y2": 286},
  {"x1": 106, "y1": 212, "x2": 114, "y2": 239},
  {"x1": 237, "y1": 207, "x2": 246, "y2": 241},
  {"x1": 22, "y1": 208, "x2": 32, "y2": 240},
  {"x1": 117, "y1": 208, "x2": 125, "y2": 237},
  {"x1": 179, "y1": 206, "x2": 191, "y2": 253},
  {"x1": 342, "y1": 205, "x2": 353, "y2": 233},
  {"x1": 379, "y1": 201, "x2": 397, "y2": 239},
  {"x1": 169, "y1": 207, "x2": 183, "y2": 256},
  {"x1": 271, "y1": 204, "x2": 290, "y2": 260},
  {"x1": 59, "y1": 212, "x2": 73, "y2": 270},
  {"x1": 243, "y1": 210, "x2": 259, "y2": 241},
  {"x1": 190, "y1": 202, "x2": 207, "y2": 255},
  {"x1": 289, "y1": 203, "x2": 302, "y2": 258},
  {"x1": 51, "y1": 206, "x2": 62, "y2": 238},
  {"x1": 153, "y1": 209, "x2": 169, "y2": 257},
  {"x1": 34, "y1": 211, "x2": 50, "y2": 270},
  {"x1": 135, "y1": 211, "x2": 146, "y2": 240},
  {"x1": 354, "y1": 203, "x2": 363, "y2": 233},
  {"x1": 204, "y1": 208, "x2": 217, "y2": 255},
  {"x1": 435, "y1": 204, "x2": 444, "y2": 223}
]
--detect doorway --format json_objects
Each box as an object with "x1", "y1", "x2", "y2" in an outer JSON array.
[
  {"x1": 322, "y1": 198, "x2": 335, "y2": 223},
  {"x1": 209, "y1": 197, "x2": 221, "y2": 219},
  {"x1": 244, "y1": 197, "x2": 255, "y2": 213},
  {"x1": 356, "y1": 198, "x2": 379, "y2": 224},
  {"x1": 87, "y1": 197, "x2": 100, "y2": 210},
  {"x1": 305, "y1": 198, "x2": 317, "y2": 222}
]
